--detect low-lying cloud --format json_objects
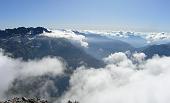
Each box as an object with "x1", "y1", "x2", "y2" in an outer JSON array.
[
  {"x1": 146, "y1": 32, "x2": 170, "y2": 43},
  {"x1": 0, "y1": 51, "x2": 66, "y2": 99},
  {"x1": 58, "y1": 52, "x2": 170, "y2": 103},
  {"x1": 80, "y1": 30, "x2": 170, "y2": 44},
  {"x1": 1, "y1": 49, "x2": 170, "y2": 103},
  {"x1": 41, "y1": 30, "x2": 88, "y2": 47},
  {"x1": 19, "y1": 57, "x2": 65, "y2": 77}
]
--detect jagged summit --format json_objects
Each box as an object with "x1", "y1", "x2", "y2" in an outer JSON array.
[{"x1": 0, "y1": 27, "x2": 51, "y2": 37}]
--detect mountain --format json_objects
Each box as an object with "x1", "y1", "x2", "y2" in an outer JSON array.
[
  {"x1": 2, "y1": 27, "x2": 170, "y2": 102},
  {"x1": 0, "y1": 27, "x2": 106, "y2": 101},
  {"x1": 0, "y1": 27, "x2": 51, "y2": 38},
  {"x1": 0, "y1": 27, "x2": 105, "y2": 69},
  {"x1": 73, "y1": 30, "x2": 135, "y2": 59},
  {"x1": 141, "y1": 43, "x2": 170, "y2": 58}
]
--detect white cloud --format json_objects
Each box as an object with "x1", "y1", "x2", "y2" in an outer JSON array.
[
  {"x1": 103, "y1": 52, "x2": 134, "y2": 68},
  {"x1": 19, "y1": 57, "x2": 66, "y2": 77},
  {"x1": 0, "y1": 51, "x2": 66, "y2": 99},
  {"x1": 146, "y1": 32, "x2": 170, "y2": 43},
  {"x1": 0, "y1": 52, "x2": 19, "y2": 98},
  {"x1": 41, "y1": 30, "x2": 88, "y2": 47},
  {"x1": 79, "y1": 30, "x2": 170, "y2": 44},
  {"x1": 131, "y1": 52, "x2": 146, "y2": 64},
  {"x1": 1, "y1": 47, "x2": 170, "y2": 103},
  {"x1": 58, "y1": 52, "x2": 170, "y2": 103}
]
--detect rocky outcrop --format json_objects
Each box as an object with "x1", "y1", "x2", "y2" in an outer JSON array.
[
  {"x1": 0, "y1": 97, "x2": 80, "y2": 103},
  {"x1": 0, "y1": 97, "x2": 48, "y2": 103}
]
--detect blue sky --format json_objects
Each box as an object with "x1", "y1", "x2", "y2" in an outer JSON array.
[{"x1": 0, "y1": 0, "x2": 170, "y2": 32}]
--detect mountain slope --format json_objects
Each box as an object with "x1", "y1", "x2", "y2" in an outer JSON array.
[
  {"x1": 74, "y1": 30, "x2": 134, "y2": 59},
  {"x1": 0, "y1": 27, "x2": 105, "y2": 101},
  {"x1": 141, "y1": 43, "x2": 170, "y2": 58},
  {"x1": 0, "y1": 27, "x2": 105, "y2": 69}
]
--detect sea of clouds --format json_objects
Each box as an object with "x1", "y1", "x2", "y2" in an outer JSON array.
[
  {"x1": 80, "y1": 30, "x2": 170, "y2": 44},
  {"x1": 1, "y1": 49, "x2": 170, "y2": 103},
  {"x1": 58, "y1": 52, "x2": 170, "y2": 103}
]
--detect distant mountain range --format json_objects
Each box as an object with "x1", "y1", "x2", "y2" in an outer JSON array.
[
  {"x1": 0, "y1": 27, "x2": 105, "y2": 69},
  {"x1": 73, "y1": 30, "x2": 135, "y2": 59},
  {"x1": 1, "y1": 27, "x2": 170, "y2": 67},
  {"x1": 141, "y1": 43, "x2": 170, "y2": 58},
  {"x1": 74, "y1": 30, "x2": 170, "y2": 59}
]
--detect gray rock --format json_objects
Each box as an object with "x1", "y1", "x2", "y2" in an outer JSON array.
[{"x1": 0, "y1": 97, "x2": 48, "y2": 103}]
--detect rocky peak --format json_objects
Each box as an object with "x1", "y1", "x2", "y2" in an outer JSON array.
[{"x1": 0, "y1": 27, "x2": 51, "y2": 37}]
